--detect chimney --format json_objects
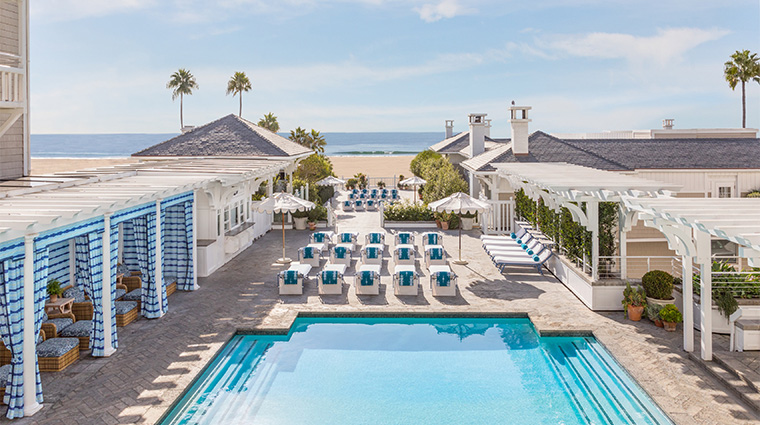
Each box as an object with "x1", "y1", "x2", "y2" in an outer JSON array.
[
  {"x1": 468, "y1": 113, "x2": 487, "y2": 158},
  {"x1": 484, "y1": 119, "x2": 492, "y2": 137},
  {"x1": 445, "y1": 120, "x2": 454, "y2": 138},
  {"x1": 509, "y1": 105, "x2": 532, "y2": 155},
  {"x1": 662, "y1": 118, "x2": 674, "y2": 130}
]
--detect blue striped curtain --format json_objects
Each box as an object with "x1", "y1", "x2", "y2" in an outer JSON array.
[
  {"x1": 121, "y1": 221, "x2": 140, "y2": 272},
  {"x1": 136, "y1": 214, "x2": 165, "y2": 318},
  {"x1": 159, "y1": 209, "x2": 167, "y2": 314},
  {"x1": 74, "y1": 237, "x2": 91, "y2": 290},
  {"x1": 84, "y1": 232, "x2": 106, "y2": 356},
  {"x1": 0, "y1": 257, "x2": 25, "y2": 418},
  {"x1": 32, "y1": 247, "x2": 48, "y2": 404},
  {"x1": 108, "y1": 225, "x2": 119, "y2": 350},
  {"x1": 183, "y1": 201, "x2": 195, "y2": 291},
  {"x1": 47, "y1": 240, "x2": 70, "y2": 287}
]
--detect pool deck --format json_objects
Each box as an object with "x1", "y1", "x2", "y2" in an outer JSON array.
[{"x1": 8, "y1": 205, "x2": 760, "y2": 424}]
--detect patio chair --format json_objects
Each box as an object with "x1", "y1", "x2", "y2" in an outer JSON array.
[
  {"x1": 122, "y1": 288, "x2": 142, "y2": 311},
  {"x1": 63, "y1": 283, "x2": 128, "y2": 321},
  {"x1": 343, "y1": 200, "x2": 353, "y2": 211},
  {"x1": 298, "y1": 246, "x2": 321, "y2": 267},
  {"x1": 485, "y1": 238, "x2": 542, "y2": 256},
  {"x1": 330, "y1": 245, "x2": 353, "y2": 266},
  {"x1": 354, "y1": 200, "x2": 364, "y2": 210},
  {"x1": 393, "y1": 246, "x2": 415, "y2": 266},
  {"x1": 424, "y1": 246, "x2": 446, "y2": 268},
  {"x1": 393, "y1": 269, "x2": 419, "y2": 296},
  {"x1": 348, "y1": 193, "x2": 355, "y2": 200},
  {"x1": 366, "y1": 200, "x2": 377, "y2": 210},
  {"x1": 338, "y1": 232, "x2": 358, "y2": 245},
  {"x1": 278, "y1": 269, "x2": 305, "y2": 295},
  {"x1": 421, "y1": 232, "x2": 441, "y2": 249},
  {"x1": 355, "y1": 267, "x2": 381, "y2": 295},
  {"x1": 366, "y1": 232, "x2": 385, "y2": 246},
  {"x1": 58, "y1": 319, "x2": 93, "y2": 351},
  {"x1": 318, "y1": 264, "x2": 347, "y2": 295},
  {"x1": 361, "y1": 246, "x2": 384, "y2": 265},
  {"x1": 431, "y1": 270, "x2": 457, "y2": 297},
  {"x1": 311, "y1": 231, "x2": 333, "y2": 246},
  {"x1": 120, "y1": 271, "x2": 143, "y2": 292},
  {"x1": 395, "y1": 231, "x2": 414, "y2": 246},
  {"x1": 492, "y1": 248, "x2": 553, "y2": 275},
  {"x1": 41, "y1": 309, "x2": 75, "y2": 339}
]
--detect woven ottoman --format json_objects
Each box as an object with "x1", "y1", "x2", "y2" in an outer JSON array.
[
  {"x1": 37, "y1": 335, "x2": 80, "y2": 372},
  {"x1": 115, "y1": 301, "x2": 138, "y2": 327},
  {"x1": 59, "y1": 320, "x2": 92, "y2": 351}
]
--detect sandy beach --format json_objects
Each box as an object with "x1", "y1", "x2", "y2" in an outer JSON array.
[{"x1": 31, "y1": 155, "x2": 415, "y2": 179}]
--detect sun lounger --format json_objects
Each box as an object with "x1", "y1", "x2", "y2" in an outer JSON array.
[
  {"x1": 481, "y1": 227, "x2": 528, "y2": 242},
  {"x1": 393, "y1": 246, "x2": 415, "y2": 266},
  {"x1": 429, "y1": 265, "x2": 457, "y2": 297},
  {"x1": 395, "y1": 231, "x2": 414, "y2": 246},
  {"x1": 278, "y1": 262, "x2": 312, "y2": 295},
  {"x1": 355, "y1": 264, "x2": 381, "y2": 295},
  {"x1": 421, "y1": 232, "x2": 442, "y2": 249},
  {"x1": 393, "y1": 265, "x2": 419, "y2": 296},
  {"x1": 354, "y1": 199, "x2": 364, "y2": 210},
  {"x1": 492, "y1": 249, "x2": 553, "y2": 275},
  {"x1": 298, "y1": 246, "x2": 321, "y2": 267},
  {"x1": 337, "y1": 232, "x2": 358, "y2": 249},
  {"x1": 360, "y1": 245, "x2": 384, "y2": 265},
  {"x1": 366, "y1": 199, "x2": 377, "y2": 210},
  {"x1": 310, "y1": 231, "x2": 334, "y2": 247},
  {"x1": 424, "y1": 245, "x2": 446, "y2": 268},
  {"x1": 318, "y1": 263, "x2": 348, "y2": 295},
  {"x1": 343, "y1": 200, "x2": 353, "y2": 211},
  {"x1": 366, "y1": 232, "x2": 386, "y2": 245},
  {"x1": 330, "y1": 245, "x2": 353, "y2": 266},
  {"x1": 485, "y1": 238, "x2": 542, "y2": 256},
  {"x1": 348, "y1": 193, "x2": 355, "y2": 200}
]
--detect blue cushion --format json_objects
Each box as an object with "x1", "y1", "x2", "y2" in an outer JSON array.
[
  {"x1": 399, "y1": 271, "x2": 415, "y2": 286},
  {"x1": 436, "y1": 272, "x2": 451, "y2": 287},
  {"x1": 516, "y1": 239, "x2": 522, "y2": 245},
  {"x1": 281, "y1": 270, "x2": 300, "y2": 285},
  {"x1": 321, "y1": 271, "x2": 339, "y2": 285},
  {"x1": 521, "y1": 244, "x2": 528, "y2": 250},
  {"x1": 117, "y1": 263, "x2": 130, "y2": 275},
  {"x1": 365, "y1": 247, "x2": 380, "y2": 259},
  {"x1": 368, "y1": 233, "x2": 383, "y2": 244},
  {"x1": 381, "y1": 193, "x2": 387, "y2": 199},
  {"x1": 527, "y1": 249, "x2": 534, "y2": 256},
  {"x1": 533, "y1": 255, "x2": 540, "y2": 262},
  {"x1": 115, "y1": 301, "x2": 138, "y2": 315},
  {"x1": 334, "y1": 246, "x2": 348, "y2": 259},
  {"x1": 44, "y1": 317, "x2": 74, "y2": 332},
  {"x1": 123, "y1": 288, "x2": 141, "y2": 301},
  {"x1": 359, "y1": 271, "x2": 375, "y2": 286},
  {"x1": 398, "y1": 233, "x2": 412, "y2": 244},
  {"x1": 367, "y1": 200, "x2": 374, "y2": 206},
  {"x1": 37, "y1": 337, "x2": 78, "y2": 357},
  {"x1": 312, "y1": 233, "x2": 327, "y2": 243},
  {"x1": 115, "y1": 288, "x2": 127, "y2": 299},
  {"x1": 429, "y1": 248, "x2": 443, "y2": 260},
  {"x1": 59, "y1": 320, "x2": 92, "y2": 338},
  {"x1": 510, "y1": 232, "x2": 516, "y2": 239},
  {"x1": 0, "y1": 364, "x2": 11, "y2": 388},
  {"x1": 63, "y1": 287, "x2": 87, "y2": 303},
  {"x1": 397, "y1": 248, "x2": 411, "y2": 260}
]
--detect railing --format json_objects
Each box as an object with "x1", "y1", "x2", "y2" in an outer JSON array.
[
  {"x1": 0, "y1": 65, "x2": 24, "y2": 105},
  {"x1": 340, "y1": 176, "x2": 400, "y2": 188},
  {"x1": 597, "y1": 256, "x2": 683, "y2": 280},
  {"x1": 481, "y1": 200, "x2": 515, "y2": 234}
]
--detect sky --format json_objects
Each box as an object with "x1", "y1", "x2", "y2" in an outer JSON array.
[{"x1": 29, "y1": 0, "x2": 760, "y2": 136}]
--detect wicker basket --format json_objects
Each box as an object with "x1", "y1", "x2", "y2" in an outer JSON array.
[
  {"x1": 116, "y1": 308, "x2": 138, "y2": 327},
  {"x1": 72, "y1": 302, "x2": 94, "y2": 321},
  {"x1": 38, "y1": 345, "x2": 79, "y2": 372},
  {"x1": 166, "y1": 281, "x2": 177, "y2": 297},
  {"x1": 75, "y1": 336, "x2": 90, "y2": 351},
  {"x1": 0, "y1": 343, "x2": 9, "y2": 366}
]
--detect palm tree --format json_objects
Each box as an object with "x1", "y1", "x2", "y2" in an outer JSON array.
[
  {"x1": 724, "y1": 50, "x2": 760, "y2": 128},
  {"x1": 306, "y1": 129, "x2": 326, "y2": 153},
  {"x1": 289, "y1": 127, "x2": 309, "y2": 146},
  {"x1": 226, "y1": 71, "x2": 252, "y2": 117},
  {"x1": 258, "y1": 112, "x2": 280, "y2": 132},
  {"x1": 166, "y1": 69, "x2": 198, "y2": 130}
]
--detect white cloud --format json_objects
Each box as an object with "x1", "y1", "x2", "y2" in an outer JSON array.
[
  {"x1": 30, "y1": 0, "x2": 154, "y2": 22},
  {"x1": 414, "y1": 0, "x2": 471, "y2": 22},
  {"x1": 541, "y1": 28, "x2": 729, "y2": 66}
]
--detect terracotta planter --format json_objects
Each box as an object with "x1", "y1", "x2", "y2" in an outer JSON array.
[
  {"x1": 663, "y1": 321, "x2": 677, "y2": 332},
  {"x1": 627, "y1": 305, "x2": 644, "y2": 321},
  {"x1": 308, "y1": 222, "x2": 317, "y2": 231},
  {"x1": 654, "y1": 319, "x2": 664, "y2": 328},
  {"x1": 435, "y1": 220, "x2": 442, "y2": 228},
  {"x1": 441, "y1": 221, "x2": 450, "y2": 230},
  {"x1": 49, "y1": 294, "x2": 58, "y2": 302}
]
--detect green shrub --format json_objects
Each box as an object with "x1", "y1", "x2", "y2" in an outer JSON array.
[
  {"x1": 641, "y1": 270, "x2": 674, "y2": 300},
  {"x1": 308, "y1": 205, "x2": 327, "y2": 222},
  {"x1": 421, "y1": 158, "x2": 468, "y2": 204},
  {"x1": 383, "y1": 201, "x2": 434, "y2": 221},
  {"x1": 316, "y1": 185, "x2": 335, "y2": 204},
  {"x1": 659, "y1": 304, "x2": 683, "y2": 323},
  {"x1": 346, "y1": 178, "x2": 358, "y2": 189},
  {"x1": 646, "y1": 303, "x2": 663, "y2": 322},
  {"x1": 693, "y1": 261, "x2": 760, "y2": 299},
  {"x1": 715, "y1": 289, "x2": 739, "y2": 319},
  {"x1": 410, "y1": 150, "x2": 441, "y2": 178},
  {"x1": 746, "y1": 190, "x2": 760, "y2": 198},
  {"x1": 294, "y1": 153, "x2": 334, "y2": 183},
  {"x1": 622, "y1": 282, "x2": 646, "y2": 309}
]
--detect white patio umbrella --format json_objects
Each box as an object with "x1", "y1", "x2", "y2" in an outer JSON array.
[
  {"x1": 256, "y1": 192, "x2": 315, "y2": 264},
  {"x1": 316, "y1": 176, "x2": 346, "y2": 186},
  {"x1": 399, "y1": 176, "x2": 427, "y2": 204},
  {"x1": 428, "y1": 192, "x2": 490, "y2": 265}
]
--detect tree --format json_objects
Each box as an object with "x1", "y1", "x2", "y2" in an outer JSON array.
[
  {"x1": 258, "y1": 112, "x2": 280, "y2": 132},
  {"x1": 289, "y1": 127, "x2": 309, "y2": 146},
  {"x1": 289, "y1": 127, "x2": 327, "y2": 153},
  {"x1": 226, "y1": 71, "x2": 252, "y2": 117},
  {"x1": 421, "y1": 157, "x2": 468, "y2": 204},
  {"x1": 166, "y1": 68, "x2": 198, "y2": 129},
  {"x1": 410, "y1": 150, "x2": 442, "y2": 178},
  {"x1": 294, "y1": 153, "x2": 334, "y2": 183},
  {"x1": 724, "y1": 50, "x2": 760, "y2": 128}
]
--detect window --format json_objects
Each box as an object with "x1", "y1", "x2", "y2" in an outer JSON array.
[
  {"x1": 223, "y1": 198, "x2": 247, "y2": 234},
  {"x1": 718, "y1": 186, "x2": 732, "y2": 198},
  {"x1": 216, "y1": 211, "x2": 222, "y2": 236}
]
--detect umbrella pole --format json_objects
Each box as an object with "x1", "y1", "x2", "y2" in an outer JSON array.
[
  {"x1": 278, "y1": 211, "x2": 290, "y2": 264},
  {"x1": 454, "y1": 211, "x2": 468, "y2": 265}
]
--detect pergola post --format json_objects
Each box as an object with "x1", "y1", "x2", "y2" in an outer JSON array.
[
  {"x1": 100, "y1": 213, "x2": 116, "y2": 357},
  {"x1": 154, "y1": 200, "x2": 165, "y2": 316},
  {"x1": 695, "y1": 230, "x2": 712, "y2": 360},
  {"x1": 618, "y1": 209, "x2": 627, "y2": 280},
  {"x1": 191, "y1": 191, "x2": 199, "y2": 290},
  {"x1": 588, "y1": 200, "x2": 599, "y2": 281},
  {"x1": 682, "y1": 254, "x2": 694, "y2": 352},
  {"x1": 23, "y1": 233, "x2": 42, "y2": 416}
]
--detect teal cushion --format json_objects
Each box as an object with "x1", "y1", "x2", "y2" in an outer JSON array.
[
  {"x1": 360, "y1": 271, "x2": 375, "y2": 286},
  {"x1": 115, "y1": 301, "x2": 138, "y2": 315},
  {"x1": 281, "y1": 270, "x2": 300, "y2": 285},
  {"x1": 369, "y1": 233, "x2": 383, "y2": 244},
  {"x1": 59, "y1": 320, "x2": 91, "y2": 338},
  {"x1": 436, "y1": 272, "x2": 451, "y2": 287},
  {"x1": 340, "y1": 233, "x2": 353, "y2": 243},
  {"x1": 302, "y1": 247, "x2": 315, "y2": 259},
  {"x1": 334, "y1": 246, "x2": 348, "y2": 258},
  {"x1": 312, "y1": 233, "x2": 326, "y2": 243},
  {"x1": 397, "y1": 248, "x2": 411, "y2": 260},
  {"x1": 37, "y1": 338, "x2": 78, "y2": 357},
  {"x1": 398, "y1": 233, "x2": 412, "y2": 244},
  {"x1": 429, "y1": 248, "x2": 443, "y2": 260},
  {"x1": 365, "y1": 247, "x2": 380, "y2": 259},
  {"x1": 399, "y1": 271, "x2": 415, "y2": 286},
  {"x1": 321, "y1": 270, "x2": 339, "y2": 285},
  {"x1": 533, "y1": 255, "x2": 540, "y2": 262},
  {"x1": 426, "y1": 234, "x2": 438, "y2": 245}
]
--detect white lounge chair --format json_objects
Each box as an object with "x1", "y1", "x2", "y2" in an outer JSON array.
[
  {"x1": 395, "y1": 231, "x2": 415, "y2": 246},
  {"x1": 366, "y1": 199, "x2": 377, "y2": 210},
  {"x1": 393, "y1": 246, "x2": 415, "y2": 266},
  {"x1": 393, "y1": 265, "x2": 419, "y2": 296},
  {"x1": 424, "y1": 245, "x2": 446, "y2": 268},
  {"x1": 421, "y1": 232, "x2": 442, "y2": 249},
  {"x1": 492, "y1": 249, "x2": 553, "y2": 275},
  {"x1": 361, "y1": 245, "x2": 384, "y2": 265},
  {"x1": 342, "y1": 200, "x2": 353, "y2": 211},
  {"x1": 298, "y1": 246, "x2": 321, "y2": 267},
  {"x1": 429, "y1": 265, "x2": 457, "y2": 297},
  {"x1": 355, "y1": 264, "x2": 381, "y2": 295},
  {"x1": 366, "y1": 232, "x2": 386, "y2": 246},
  {"x1": 278, "y1": 263, "x2": 312, "y2": 295},
  {"x1": 330, "y1": 245, "x2": 353, "y2": 266},
  {"x1": 318, "y1": 263, "x2": 348, "y2": 295}
]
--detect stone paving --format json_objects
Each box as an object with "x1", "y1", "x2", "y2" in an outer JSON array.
[{"x1": 6, "y1": 203, "x2": 760, "y2": 424}]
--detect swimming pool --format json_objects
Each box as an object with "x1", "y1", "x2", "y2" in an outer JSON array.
[{"x1": 161, "y1": 317, "x2": 673, "y2": 425}]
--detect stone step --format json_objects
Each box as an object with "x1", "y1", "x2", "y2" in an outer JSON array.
[
  {"x1": 714, "y1": 353, "x2": 760, "y2": 395},
  {"x1": 689, "y1": 352, "x2": 760, "y2": 414}
]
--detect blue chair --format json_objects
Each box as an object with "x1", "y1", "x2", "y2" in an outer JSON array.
[
  {"x1": 366, "y1": 232, "x2": 385, "y2": 245},
  {"x1": 331, "y1": 246, "x2": 352, "y2": 265},
  {"x1": 425, "y1": 246, "x2": 446, "y2": 268},
  {"x1": 395, "y1": 232, "x2": 414, "y2": 245},
  {"x1": 393, "y1": 269, "x2": 419, "y2": 296},
  {"x1": 318, "y1": 270, "x2": 345, "y2": 295},
  {"x1": 343, "y1": 200, "x2": 353, "y2": 211},
  {"x1": 431, "y1": 270, "x2": 457, "y2": 296},
  {"x1": 355, "y1": 269, "x2": 380, "y2": 295}
]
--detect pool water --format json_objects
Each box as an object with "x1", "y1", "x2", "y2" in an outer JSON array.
[{"x1": 161, "y1": 317, "x2": 673, "y2": 425}]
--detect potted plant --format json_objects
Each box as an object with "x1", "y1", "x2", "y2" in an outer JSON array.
[
  {"x1": 437, "y1": 212, "x2": 451, "y2": 230},
  {"x1": 377, "y1": 181, "x2": 386, "y2": 189},
  {"x1": 47, "y1": 279, "x2": 63, "y2": 302},
  {"x1": 346, "y1": 178, "x2": 358, "y2": 190},
  {"x1": 418, "y1": 186, "x2": 424, "y2": 200},
  {"x1": 642, "y1": 270, "x2": 675, "y2": 308},
  {"x1": 307, "y1": 205, "x2": 326, "y2": 231},
  {"x1": 291, "y1": 209, "x2": 310, "y2": 230},
  {"x1": 646, "y1": 303, "x2": 664, "y2": 327},
  {"x1": 659, "y1": 304, "x2": 683, "y2": 332},
  {"x1": 398, "y1": 174, "x2": 405, "y2": 189},
  {"x1": 622, "y1": 282, "x2": 646, "y2": 321},
  {"x1": 460, "y1": 212, "x2": 476, "y2": 230}
]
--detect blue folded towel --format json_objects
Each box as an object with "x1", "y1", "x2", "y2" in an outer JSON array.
[
  {"x1": 398, "y1": 233, "x2": 412, "y2": 244},
  {"x1": 426, "y1": 234, "x2": 438, "y2": 245},
  {"x1": 360, "y1": 271, "x2": 375, "y2": 286},
  {"x1": 302, "y1": 247, "x2": 315, "y2": 259},
  {"x1": 334, "y1": 246, "x2": 347, "y2": 258},
  {"x1": 435, "y1": 272, "x2": 451, "y2": 287},
  {"x1": 365, "y1": 247, "x2": 380, "y2": 258},
  {"x1": 340, "y1": 233, "x2": 353, "y2": 243},
  {"x1": 321, "y1": 270, "x2": 339, "y2": 285},
  {"x1": 313, "y1": 233, "x2": 326, "y2": 243},
  {"x1": 397, "y1": 248, "x2": 411, "y2": 260},
  {"x1": 399, "y1": 271, "x2": 414, "y2": 286},
  {"x1": 282, "y1": 270, "x2": 299, "y2": 285},
  {"x1": 369, "y1": 233, "x2": 383, "y2": 244},
  {"x1": 429, "y1": 248, "x2": 443, "y2": 260}
]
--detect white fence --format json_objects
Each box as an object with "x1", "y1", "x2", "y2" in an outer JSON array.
[
  {"x1": 0, "y1": 66, "x2": 24, "y2": 105},
  {"x1": 481, "y1": 200, "x2": 515, "y2": 234}
]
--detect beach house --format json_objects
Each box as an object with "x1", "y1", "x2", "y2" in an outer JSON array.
[{"x1": 0, "y1": 0, "x2": 29, "y2": 179}]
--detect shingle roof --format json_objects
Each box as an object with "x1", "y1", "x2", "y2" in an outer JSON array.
[
  {"x1": 430, "y1": 131, "x2": 508, "y2": 157},
  {"x1": 133, "y1": 114, "x2": 313, "y2": 158}
]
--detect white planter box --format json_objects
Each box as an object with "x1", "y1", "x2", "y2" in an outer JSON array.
[
  {"x1": 461, "y1": 217, "x2": 474, "y2": 231},
  {"x1": 384, "y1": 221, "x2": 438, "y2": 229},
  {"x1": 293, "y1": 217, "x2": 308, "y2": 230}
]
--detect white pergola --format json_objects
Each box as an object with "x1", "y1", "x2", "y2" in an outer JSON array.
[
  {"x1": 494, "y1": 163, "x2": 681, "y2": 280},
  {"x1": 622, "y1": 197, "x2": 760, "y2": 360}
]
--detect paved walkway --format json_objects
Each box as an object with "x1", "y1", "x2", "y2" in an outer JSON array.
[{"x1": 7, "y1": 205, "x2": 760, "y2": 424}]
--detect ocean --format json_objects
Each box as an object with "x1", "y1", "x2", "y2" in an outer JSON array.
[{"x1": 30, "y1": 132, "x2": 443, "y2": 158}]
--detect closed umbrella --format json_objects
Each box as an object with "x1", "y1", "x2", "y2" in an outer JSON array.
[
  {"x1": 428, "y1": 192, "x2": 490, "y2": 265},
  {"x1": 256, "y1": 192, "x2": 315, "y2": 264},
  {"x1": 399, "y1": 176, "x2": 427, "y2": 204}
]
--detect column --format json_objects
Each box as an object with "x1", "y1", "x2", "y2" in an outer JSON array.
[
  {"x1": 682, "y1": 254, "x2": 694, "y2": 352},
  {"x1": 68, "y1": 239, "x2": 76, "y2": 285},
  {"x1": 619, "y1": 210, "x2": 628, "y2": 280},
  {"x1": 695, "y1": 230, "x2": 712, "y2": 360},
  {"x1": 192, "y1": 192, "x2": 199, "y2": 290},
  {"x1": 155, "y1": 200, "x2": 164, "y2": 316},
  {"x1": 100, "y1": 213, "x2": 116, "y2": 356},
  {"x1": 587, "y1": 200, "x2": 599, "y2": 281},
  {"x1": 267, "y1": 177, "x2": 273, "y2": 196},
  {"x1": 23, "y1": 234, "x2": 42, "y2": 415}
]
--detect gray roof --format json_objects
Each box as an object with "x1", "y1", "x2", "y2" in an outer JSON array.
[
  {"x1": 462, "y1": 131, "x2": 760, "y2": 172},
  {"x1": 430, "y1": 131, "x2": 508, "y2": 157},
  {"x1": 134, "y1": 114, "x2": 313, "y2": 158}
]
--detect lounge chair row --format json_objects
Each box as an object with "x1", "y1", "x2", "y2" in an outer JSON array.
[
  {"x1": 298, "y1": 243, "x2": 445, "y2": 269},
  {"x1": 481, "y1": 227, "x2": 553, "y2": 275}
]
